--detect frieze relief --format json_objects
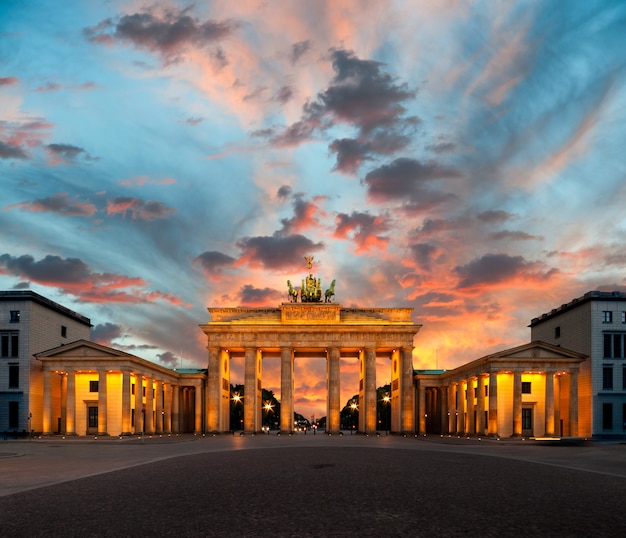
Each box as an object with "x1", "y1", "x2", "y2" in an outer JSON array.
[{"x1": 206, "y1": 331, "x2": 414, "y2": 347}]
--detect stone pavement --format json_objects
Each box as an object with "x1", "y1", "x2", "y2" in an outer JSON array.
[{"x1": 1, "y1": 433, "x2": 625, "y2": 536}]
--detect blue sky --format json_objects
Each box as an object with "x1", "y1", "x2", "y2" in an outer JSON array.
[{"x1": 2, "y1": 0, "x2": 625, "y2": 418}]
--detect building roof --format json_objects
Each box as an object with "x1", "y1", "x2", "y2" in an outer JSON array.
[
  {"x1": 529, "y1": 290, "x2": 626, "y2": 327},
  {"x1": 0, "y1": 290, "x2": 92, "y2": 327}
]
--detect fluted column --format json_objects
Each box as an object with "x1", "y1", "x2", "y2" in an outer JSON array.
[
  {"x1": 327, "y1": 347, "x2": 341, "y2": 434},
  {"x1": 364, "y1": 348, "x2": 377, "y2": 434},
  {"x1": 172, "y1": 385, "x2": 180, "y2": 433},
  {"x1": 279, "y1": 347, "x2": 294, "y2": 433},
  {"x1": 194, "y1": 383, "x2": 203, "y2": 434},
  {"x1": 554, "y1": 375, "x2": 561, "y2": 436},
  {"x1": 544, "y1": 371, "x2": 555, "y2": 436},
  {"x1": 121, "y1": 370, "x2": 131, "y2": 435},
  {"x1": 207, "y1": 347, "x2": 220, "y2": 432},
  {"x1": 467, "y1": 377, "x2": 475, "y2": 435},
  {"x1": 154, "y1": 380, "x2": 163, "y2": 434},
  {"x1": 43, "y1": 368, "x2": 52, "y2": 434},
  {"x1": 400, "y1": 346, "x2": 414, "y2": 434},
  {"x1": 97, "y1": 370, "x2": 108, "y2": 435},
  {"x1": 488, "y1": 372, "x2": 498, "y2": 436},
  {"x1": 512, "y1": 371, "x2": 522, "y2": 436},
  {"x1": 134, "y1": 375, "x2": 143, "y2": 434},
  {"x1": 418, "y1": 386, "x2": 426, "y2": 434},
  {"x1": 144, "y1": 377, "x2": 154, "y2": 434},
  {"x1": 569, "y1": 370, "x2": 578, "y2": 436},
  {"x1": 476, "y1": 376, "x2": 485, "y2": 435},
  {"x1": 447, "y1": 384, "x2": 455, "y2": 433},
  {"x1": 244, "y1": 347, "x2": 257, "y2": 433},
  {"x1": 456, "y1": 381, "x2": 464, "y2": 434},
  {"x1": 163, "y1": 383, "x2": 172, "y2": 433},
  {"x1": 440, "y1": 387, "x2": 449, "y2": 434},
  {"x1": 66, "y1": 370, "x2": 76, "y2": 435}
]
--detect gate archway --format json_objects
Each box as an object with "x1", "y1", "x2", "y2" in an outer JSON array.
[{"x1": 200, "y1": 302, "x2": 421, "y2": 434}]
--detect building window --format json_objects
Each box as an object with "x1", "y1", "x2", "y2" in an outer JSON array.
[
  {"x1": 1, "y1": 333, "x2": 19, "y2": 358},
  {"x1": 9, "y1": 310, "x2": 20, "y2": 323},
  {"x1": 61, "y1": 326, "x2": 67, "y2": 338},
  {"x1": 143, "y1": 386, "x2": 146, "y2": 397},
  {"x1": 622, "y1": 312, "x2": 626, "y2": 324},
  {"x1": 603, "y1": 333, "x2": 626, "y2": 359},
  {"x1": 131, "y1": 383, "x2": 135, "y2": 395},
  {"x1": 8, "y1": 401, "x2": 19, "y2": 429},
  {"x1": 603, "y1": 367, "x2": 613, "y2": 390},
  {"x1": 602, "y1": 311, "x2": 613, "y2": 323},
  {"x1": 484, "y1": 384, "x2": 488, "y2": 396},
  {"x1": 8, "y1": 364, "x2": 19, "y2": 388},
  {"x1": 554, "y1": 326, "x2": 561, "y2": 339},
  {"x1": 521, "y1": 382, "x2": 531, "y2": 394},
  {"x1": 602, "y1": 403, "x2": 613, "y2": 430},
  {"x1": 623, "y1": 367, "x2": 626, "y2": 391},
  {"x1": 89, "y1": 380, "x2": 99, "y2": 392},
  {"x1": 88, "y1": 406, "x2": 98, "y2": 428}
]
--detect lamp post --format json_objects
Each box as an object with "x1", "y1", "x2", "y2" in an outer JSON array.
[
  {"x1": 350, "y1": 399, "x2": 358, "y2": 434},
  {"x1": 263, "y1": 401, "x2": 274, "y2": 434}
]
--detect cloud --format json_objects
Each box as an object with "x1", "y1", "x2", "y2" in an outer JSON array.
[
  {"x1": 5, "y1": 192, "x2": 97, "y2": 217},
  {"x1": 235, "y1": 233, "x2": 324, "y2": 270},
  {"x1": 34, "y1": 81, "x2": 96, "y2": 92},
  {"x1": 0, "y1": 253, "x2": 187, "y2": 305},
  {"x1": 106, "y1": 196, "x2": 176, "y2": 220},
  {"x1": 279, "y1": 195, "x2": 327, "y2": 234},
  {"x1": 0, "y1": 140, "x2": 28, "y2": 159},
  {"x1": 477, "y1": 210, "x2": 514, "y2": 223},
  {"x1": 454, "y1": 253, "x2": 557, "y2": 289},
  {"x1": 269, "y1": 48, "x2": 417, "y2": 173},
  {"x1": 333, "y1": 211, "x2": 391, "y2": 253},
  {"x1": 84, "y1": 8, "x2": 237, "y2": 64},
  {"x1": 276, "y1": 185, "x2": 292, "y2": 200},
  {"x1": 45, "y1": 143, "x2": 97, "y2": 165},
  {"x1": 410, "y1": 243, "x2": 439, "y2": 271},
  {"x1": 0, "y1": 77, "x2": 18, "y2": 86},
  {"x1": 363, "y1": 157, "x2": 463, "y2": 209},
  {"x1": 91, "y1": 322, "x2": 123, "y2": 345},
  {"x1": 290, "y1": 40, "x2": 311, "y2": 64},
  {"x1": 156, "y1": 350, "x2": 179, "y2": 368},
  {"x1": 193, "y1": 250, "x2": 236, "y2": 280},
  {"x1": 237, "y1": 284, "x2": 282, "y2": 306},
  {"x1": 488, "y1": 230, "x2": 542, "y2": 241}
]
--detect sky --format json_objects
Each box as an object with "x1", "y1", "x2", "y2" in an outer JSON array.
[{"x1": 2, "y1": 0, "x2": 626, "y2": 419}]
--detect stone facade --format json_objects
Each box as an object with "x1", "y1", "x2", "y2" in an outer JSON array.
[{"x1": 1, "y1": 291, "x2": 91, "y2": 434}]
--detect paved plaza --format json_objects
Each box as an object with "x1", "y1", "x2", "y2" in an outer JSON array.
[{"x1": 1, "y1": 433, "x2": 625, "y2": 536}]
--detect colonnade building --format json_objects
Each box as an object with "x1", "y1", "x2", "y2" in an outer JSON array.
[{"x1": 3, "y1": 288, "x2": 625, "y2": 438}]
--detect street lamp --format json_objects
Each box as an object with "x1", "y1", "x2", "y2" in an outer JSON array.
[
  {"x1": 263, "y1": 400, "x2": 274, "y2": 433},
  {"x1": 350, "y1": 399, "x2": 358, "y2": 434},
  {"x1": 232, "y1": 392, "x2": 243, "y2": 431}
]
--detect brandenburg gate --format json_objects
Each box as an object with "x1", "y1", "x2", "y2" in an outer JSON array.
[{"x1": 200, "y1": 264, "x2": 421, "y2": 435}]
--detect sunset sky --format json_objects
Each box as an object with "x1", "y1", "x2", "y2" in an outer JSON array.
[{"x1": 2, "y1": 1, "x2": 625, "y2": 419}]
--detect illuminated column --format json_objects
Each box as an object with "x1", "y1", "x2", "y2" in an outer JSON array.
[
  {"x1": 400, "y1": 346, "x2": 415, "y2": 434},
  {"x1": 163, "y1": 383, "x2": 172, "y2": 433},
  {"x1": 467, "y1": 377, "x2": 475, "y2": 435},
  {"x1": 155, "y1": 380, "x2": 163, "y2": 434},
  {"x1": 512, "y1": 371, "x2": 522, "y2": 436},
  {"x1": 569, "y1": 370, "x2": 578, "y2": 436},
  {"x1": 418, "y1": 386, "x2": 426, "y2": 434},
  {"x1": 172, "y1": 385, "x2": 180, "y2": 433},
  {"x1": 207, "y1": 347, "x2": 221, "y2": 432},
  {"x1": 488, "y1": 372, "x2": 498, "y2": 436},
  {"x1": 144, "y1": 377, "x2": 154, "y2": 434},
  {"x1": 280, "y1": 347, "x2": 294, "y2": 433},
  {"x1": 66, "y1": 370, "x2": 76, "y2": 435},
  {"x1": 447, "y1": 384, "x2": 455, "y2": 433},
  {"x1": 97, "y1": 370, "x2": 108, "y2": 435},
  {"x1": 364, "y1": 348, "x2": 377, "y2": 434},
  {"x1": 194, "y1": 383, "x2": 203, "y2": 434},
  {"x1": 43, "y1": 368, "x2": 53, "y2": 434},
  {"x1": 476, "y1": 375, "x2": 485, "y2": 435},
  {"x1": 134, "y1": 375, "x2": 144, "y2": 434},
  {"x1": 544, "y1": 371, "x2": 555, "y2": 436},
  {"x1": 121, "y1": 370, "x2": 131, "y2": 435},
  {"x1": 554, "y1": 375, "x2": 561, "y2": 436},
  {"x1": 327, "y1": 347, "x2": 341, "y2": 434},
  {"x1": 440, "y1": 387, "x2": 449, "y2": 434},
  {"x1": 244, "y1": 347, "x2": 257, "y2": 433},
  {"x1": 456, "y1": 381, "x2": 464, "y2": 434}
]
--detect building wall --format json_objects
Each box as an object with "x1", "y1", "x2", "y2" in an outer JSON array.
[
  {"x1": 531, "y1": 295, "x2": 626, "y2": 437},
  {"x1": 0, "y1": 292, "x2": 91, "y2": 433}
]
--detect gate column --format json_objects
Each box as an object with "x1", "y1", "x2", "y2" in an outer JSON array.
[
  {"x1": 207, "y1": 347, "x2": 221, "y2": 432},
  {"x1": 400, "y1": 346, "x2": 415, "y2": 434},
  {"x1": 280, "y1": 347, "x2": 294, "y2": 433},
  {"x1": 327, "y1": 347, "x2": 341, "y2": 434},
  {"x1": 244, "y1": 347, "x2": 259, "y2": 433},
  {"x1": 363, "y1": 348, "x2": 377, "y2": 434}
]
